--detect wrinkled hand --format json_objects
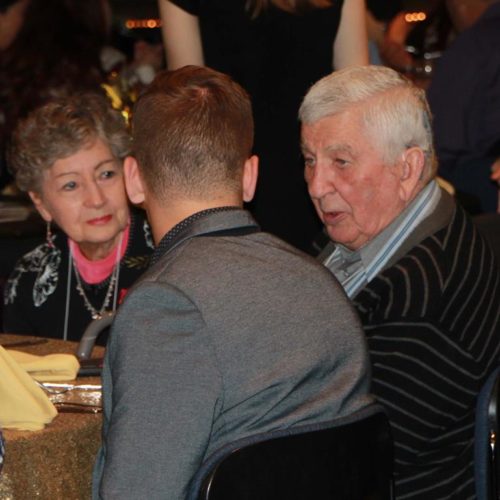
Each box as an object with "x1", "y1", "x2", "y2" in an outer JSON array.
[
  {"x1": 379, "y1": 12, "x2": 414, "y2": 71},
  {"x1": 385, "y1": 12, "x2": 413, "y2": 46},
  {"x1": 491, "y1": 159, "x2": 500, "y2": 183},
  {"x1": 379, "y1": 39, "x2": 414, "y2": 71}
]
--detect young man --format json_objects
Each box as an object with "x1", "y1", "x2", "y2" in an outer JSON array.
[{"x1": 92, "y1": 65, "x2": 372, "y2": 499}]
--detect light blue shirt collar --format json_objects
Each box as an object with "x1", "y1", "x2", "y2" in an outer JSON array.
[{"x1": 324, "y1": 181, "x2": 441, "y2": 298}]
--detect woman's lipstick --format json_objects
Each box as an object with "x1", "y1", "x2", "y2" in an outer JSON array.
[{"x1": 87, "y1": 214, "x2": 112, "y2": 225}]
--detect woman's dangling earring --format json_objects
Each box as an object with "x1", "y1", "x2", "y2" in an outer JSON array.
[{"x1": 46, "y1": 221, "x2": 55, "y2": 248}]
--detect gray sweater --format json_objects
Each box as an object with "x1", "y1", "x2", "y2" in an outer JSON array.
[{"x1": 93, "y1": 208, "x2": 372, "y2": 499}]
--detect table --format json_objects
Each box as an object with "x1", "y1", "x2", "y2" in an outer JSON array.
[{"x1": 0, "y1": 335, "x2": 104, "y2": 500}]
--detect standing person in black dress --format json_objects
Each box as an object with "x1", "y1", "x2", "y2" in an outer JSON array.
[{"x1": 158, "y1": 0, "x2": 368, "y2": 253}]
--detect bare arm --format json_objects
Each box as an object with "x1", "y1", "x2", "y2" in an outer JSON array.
[
  {"x1": 333, "y1": 0, "x2": 369, "y2": 70},
  {"x1": 158, "y1": 0, "x2": 204, "y2": 69}
]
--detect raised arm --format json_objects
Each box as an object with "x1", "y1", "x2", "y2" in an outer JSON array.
[
  {"x1": 158, "y1": 0, "x2": 204, "y2": 69},
  {"x1": 333, "y1": 0, "x2": 369, "y2": 69}
]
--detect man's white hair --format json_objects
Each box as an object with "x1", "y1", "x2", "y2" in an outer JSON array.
[{"x1": 299, "y1": 65, "x2": 437, "y2": 182}]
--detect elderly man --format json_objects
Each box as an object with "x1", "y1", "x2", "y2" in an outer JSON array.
[
  {"x1": 300, "y1": 65, "x2": 500, "y2": 499},
  {"x1": 92, "y1": 65, "x2": 372, "y2": 499}
]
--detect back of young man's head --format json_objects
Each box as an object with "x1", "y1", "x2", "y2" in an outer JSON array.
[{"x1": 132, "y1": 65, "x2": 254, "y2": 202}]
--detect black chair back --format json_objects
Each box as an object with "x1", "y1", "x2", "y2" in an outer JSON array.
[
  {"x1": 475, "y1": 366, "x2": 500, "y2": 500},
  {"x1": 190, "y1": 403, "x2": 394, "y2": 500}
]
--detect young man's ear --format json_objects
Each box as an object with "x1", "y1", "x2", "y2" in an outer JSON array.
[
  {"x1": 124, "y1": 156, "x2": 146, "y2": 206},
  {"x1": 242, "y1": 155, "x2": 259, "y2": 203},
  {"x1": 28, "y1": 191, "x2": 52, "y2": 222}
]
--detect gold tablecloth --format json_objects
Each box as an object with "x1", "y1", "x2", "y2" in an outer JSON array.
[{"x1": 0, "y1": 334, "x2": 104, "y2": 500}]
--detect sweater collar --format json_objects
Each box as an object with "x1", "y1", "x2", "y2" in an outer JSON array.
[{"x1": 151, "y1": 206, "x2": 259, "y2": 266}]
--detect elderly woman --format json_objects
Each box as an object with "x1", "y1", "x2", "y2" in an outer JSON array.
[{"x1": 3, "y1": 93, "x2": 154, "y2": 341}]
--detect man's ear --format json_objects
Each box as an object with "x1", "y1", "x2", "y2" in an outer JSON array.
[
  {"x1": 399, "y1": 147, "x2": 425, "y2": 202},
  {"x1": 28, "y1": 191, "x2": 52, "y2": 222},
  {"x1": 242, "y1": 155, "x2": 259, "y2": 203},
  {"x1": 124, "y1": 156, "x2": 146, "y2": 206}
]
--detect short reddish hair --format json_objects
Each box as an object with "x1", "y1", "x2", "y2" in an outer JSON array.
[{"x1": 132, "y1": 65, "x2": 254, "y2": 201}]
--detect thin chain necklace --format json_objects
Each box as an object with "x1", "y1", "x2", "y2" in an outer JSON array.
[{"x1": 73, "y1": 259, "x2": 119, "y2": 320}]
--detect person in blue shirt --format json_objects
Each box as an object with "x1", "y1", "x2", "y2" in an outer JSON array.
[{"x1": 427, "y1": 0, "x2": 500, "y2": 214}]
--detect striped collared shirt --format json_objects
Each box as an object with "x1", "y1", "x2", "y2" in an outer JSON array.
[{"x1": 323, "y1": 180, "x2": 441, "y2": 298}]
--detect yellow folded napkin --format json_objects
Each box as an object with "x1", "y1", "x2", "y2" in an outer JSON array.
[
  {"x1": 7, "y1": 350, "x2": 80, "y2": 382},
  {"x1": 0, "y1": 346, "x2": 57, "y2": 431}
]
